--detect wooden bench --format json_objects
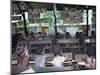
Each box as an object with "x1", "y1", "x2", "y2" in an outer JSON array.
[
  {"x1": 29, "y1": 40, "x2": 52, "y2": 53},
  {"x1": 57, "y1": 38, "x2": 81, "y2": 53}
]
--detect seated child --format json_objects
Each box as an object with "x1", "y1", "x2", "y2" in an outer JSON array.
[
  {"x1": 16, "y1": 44, "x2": 29, "y2": 69},
  {"x1": 34, "y1": 49, "x2": 46, "y2": 67},
  {"x1": 51, "y1": 52, "x2": 65, "y2": 67},
  {"x1": 85, "y1": 56, "x2": 96, "y2": 69}
]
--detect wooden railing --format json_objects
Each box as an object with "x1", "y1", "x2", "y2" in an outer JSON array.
[{"x1": 17, "y1": 38, "x2": 96, "y2": 53}]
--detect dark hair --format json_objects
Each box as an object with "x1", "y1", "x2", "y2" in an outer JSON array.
[
  {"x1": 31, "y1": 32, "x2": 34, "y2": 35},
  {"x1": 38, "y1": 32, "x2": 41, "y2": 34},
  {"x1": 35, "y1": 45, "x2": 43, "y2": 55},
  {"x1": 53, "y1": 50, "x2": 62, "y2": 56},
  {"x1": 91, "y1": 30, "x2": 96, "y2": 37},
  {"x1": 92, "y1": 31, "x2": 95, "y2": 34},
  {"x1": 17, "y1": 33, "x2": 22, "y2": 36},
  {"x1": 17, "y1": 33, "x2": 23, "y2": 40},
  {"x1": 66, "y1": 32, "x2": 71, "y2": 39}
]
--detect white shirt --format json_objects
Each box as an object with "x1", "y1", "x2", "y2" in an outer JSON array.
[
  {"x1": 51, "y1": 55, "x2": 65, "y2": 67},
  {"x1": 35, "y1": 55, "x2": 46, "y2": 67},
  {"x1": 85, "y1": 57, "x2": 96, "y2": 69}
]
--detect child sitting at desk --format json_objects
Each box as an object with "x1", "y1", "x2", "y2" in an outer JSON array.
[
  {"x1": 82, "y1": 53, "x2": 96, "y2": 69},
  {"x1": 51, "y1": 51, "x2": 66, "y2": 67},
  {"x1": 16, "y1": 44, "x2": 29, "y2": 69},
  {"x1": 34, "y1": 48, "x2": 46, "y2": 67},
  {"x1": 84, "y1": 56, "x2": 96, "y2": 69}
]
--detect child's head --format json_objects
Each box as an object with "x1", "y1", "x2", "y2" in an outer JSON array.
[
  {"x1": 35, "y1": 48, "x2": 43, "y2": 55},
  {"x1": 53, "y1": 50, "x2": 62, "y2": 56}
]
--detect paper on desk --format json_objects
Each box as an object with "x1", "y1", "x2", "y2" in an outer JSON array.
[
  {"x1": 78, "y1": 62, "x2": 86, "y2": 65},
  {"x1": 20, "y1": 66, "x2": 35, "y2": 74}
]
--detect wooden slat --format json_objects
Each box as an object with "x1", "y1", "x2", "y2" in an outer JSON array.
[
  {"x1": 84, "y1": 38, "x2": 96, "y2": 43},
  {"x1": 17, "y1": 41, "x2": 28, "y2": 45},
  {"x1": 57, "y1": 39, "x2": 79, "y2": 44},
  {"x1": 29, "y1": 40, "x2": 52, "y2": 45}
]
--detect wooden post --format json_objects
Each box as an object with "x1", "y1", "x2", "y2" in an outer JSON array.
[
  {"x1": 53, "y1": 4, "x2": 57, "y2": 40},
  {"x1": 22, "y1": 11, "x2": 28, "y2": 35},
  {"x1": 16, "y1": 2, "x2": 28, "y2": 36}
]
